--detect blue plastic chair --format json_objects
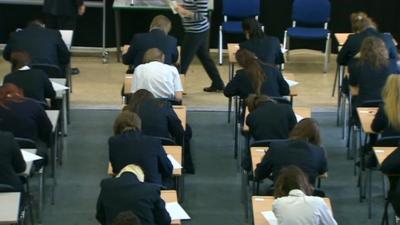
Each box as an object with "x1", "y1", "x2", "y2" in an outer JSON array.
[
  {"x1": 283, "y1": 0, "x2": 332, "y2": 73},
  {"x1": 218, "y1": 0, "x2": 261, "y2": 65}
]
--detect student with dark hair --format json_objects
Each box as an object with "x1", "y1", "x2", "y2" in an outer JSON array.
[
  {"x1": 96, "y1": 164, "x2": 171, "y2": 225},
  {"x1": 272, "y1": 166, "x2": 337, "y2": 225},
  {"x1": 224, "y1": 49, "x2": 289, "y2": 99},
  {"x1": 240, "y1": 18, "x2": 284, "y2": 66},
  {"x1": 337, "y1": 12, "x2": 398, "y2": 71},
  {"x1": 112, "y1": 211, "x2": 141, "y2": 225},
  {"x1": 3, "y1": 49, "x2": 55, "y2": 103},
  {"x1": 0, "y1": 131, "x2": 26, "y2": 192},
  {"x1": 108, "y1": 111, "x2": 173, "y2": 186},
  {"x1": 380, "y1": 147, "x2": 400, "y2": 217},
  {"x1": 255, "y1": 118, "x2": 328, "y2": 185}
]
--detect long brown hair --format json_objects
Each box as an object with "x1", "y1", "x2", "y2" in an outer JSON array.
[
  {"x1": 125, "y1": 89, "x2": 155, "y2": 113},
  {"x1": 274, "y1": 165, "x2": 313, "y2": 198},
  {"x1": 350, "y1": 12, "x2": 376, "y2": 33},
  {"x1": 236, "y1": 49, "x2": 265, "y2": 95},
  {"x1": 246, "y1": 94, "x2": 274, "y2": 112},
  {"x1": 113, "y1": 111, "x2": 142, "y2": 135},
  {"x1": 289, "y1": 118, "x2": 322, "y2": 146},
  {"x1": 0, "y1": 83, "x2": 25, "y2": 108},
  {"x1": 358, "y1": 36, "x2": 389, "y2": 69},
  {"x1": 382, "y1": 75, "x2": 400, "y2": 130}
]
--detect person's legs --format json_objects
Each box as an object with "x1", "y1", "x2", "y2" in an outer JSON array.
[
  {"x1": 57, "y1": 16, "x2": 77, "y2": 30},
  {"x1": 180, "y1": 32, "x2": 203, "y2": 75}
]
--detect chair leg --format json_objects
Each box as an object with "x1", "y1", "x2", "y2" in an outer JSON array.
[
  {"x1": 323, "y1": 33, "x2": 331, "y2": 73},
  {"x1": 283, "y1": 31, "x2": 290, "y2": 61},
  {"x1": 381, "y1": 199, "x2": 390, "y2": 225},
  {"x1": 218, "y1": 26, "x2": 223, "y2": 65},
  {"x1": 368, "y1": 168, "x2": 372, "y2": 219}
]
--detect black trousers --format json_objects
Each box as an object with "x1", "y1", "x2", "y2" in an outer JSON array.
[
  {"x1": 45, "y1": 14, "x2": 77, "y2": 30},
  {"x1": 180, "y1": 30, "x2": 224, "y2": 89}
]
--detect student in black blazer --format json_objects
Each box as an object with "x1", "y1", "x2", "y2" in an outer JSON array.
[
  {"x1": 337, "y1": 12, "x2": 398, "y2": 72},
  {"x1": 0, "y1": 84, "x2": 53, "y2": 147},
  {"x1": 0, "y1": 131, "x2": 26, "y2": 192},
  {"x1": 123, "y1": 15, "x2": 178, "y2": 69},
  {"x1": 96, "y1": 164, "x2": 171, "y2": 225},
  {"x1": 224, "y1": 49, "x2": 289, "y2": 100},
  {"x1": 3, "y1": 50, "x2": 55, "y2": 104},
  {"x1": 380, "y1": 147, "x2": 400, "y2": 217},
  {"x1": 240, "y1": 18, "x2": 284, "y2": 66},
  {"x1": 3, "y1": 20, "x2": 70, "y2": 68},
  {"x1": 255, "y1": 118, "x2": 328, "y2": 185},
  {"x1": 109, "y1": 111, "x2": 173, "y2": 186},
  {"x1": 246, "y1": 95, "x2": 297, "y2": 141},
  {"x1": 43, "y1": 0, "x2": 85, "y2": 30}
]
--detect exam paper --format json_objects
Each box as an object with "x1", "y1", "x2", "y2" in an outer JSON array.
[
  {"x1": 167, "y1": 154, "x2": 183, "y2": 169},
  {"x1": 295, "y1": 114, "x2": 304, "y2": 122},
  {"x1": 261, "y1": 211, "x2": 278, "y2": 225},
  {"x1": 284, "y1": 78, "x2": 299, "y2": 87},
  {"x1": 21, "y1": 150, "x2": 42, "y2": 162},
  {"x1": 166, "y1": 202, "x2": 191, "y2": 220},
  {"x1": 52, "y1": 81, "x2": 69, "y2": 91}
]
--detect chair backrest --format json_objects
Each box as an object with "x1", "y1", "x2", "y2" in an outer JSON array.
[
  {"x1": 223, "y1": 0, "x2": 260, "y2": 18},
  {"x1": 0, "y1": 184, "x2": 16, "y2": 192},
  {"x1": 14, "y1": 137, "x2": 37, "y2": 149},
  {"x1": 375, "y1": 136, "x2": 400, "y2": 147},
  {"x1": 250, "y1": 139, "x2": 288, "y2": 147},
  {"x1": 31, "y1": 63, "x2": 63, "y2": 78},
  {"x1": 292, "y1": 0, "x2": 331, "y2": 25}
]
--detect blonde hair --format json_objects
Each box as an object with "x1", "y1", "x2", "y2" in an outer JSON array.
[
  {"x1": 351, "y1": 12, "x2": 376, "y2": 33},
  {"x1": 359, "y1": 37, "x2": 389, "y2": 69},
  {"x1": 116, "y1": 164, "x2": 145, "y2": 182},
  {"x1": 143, "y1": 48, "x2": 165, "y2": 63},
  {"x1": 150, "y1": 15, "x2": 171, "y2": 34},
  {"x1": 382, "y1": 75, "x2": 400, "y2": 130}
]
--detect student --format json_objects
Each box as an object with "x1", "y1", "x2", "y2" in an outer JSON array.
[
  {"x1": 240, "y1": 18, "x2": 284, "y2": 66},
  {"x1": 348, "y1": 37, "x2": 392, "y2": 107},
  {"x1": 224, "y1": 49, "x2": 289, "y2": 99},
  {"x1": 3, "y1": 49, "x2": 55, "y2": 104},
  {"x1": 131, "y1": 48, "x2": 183, "y2": 102},
  {"x1": 175, "y1": 0, "x2": 225, "y2": 92},
  {"x1": 380, "y1": 147, "x2": 400, "y2": 217},
  {"x1": 112, "y1": 211, "x2": 141, "y2": 225},
  {"x1": 0, "y1": 83, "x2": 52, "y2": 147},
  {"x1": 123, "y1": 15, "x2": 178, "y2": 69},
  {"x1": 0, "y1": 131, "x2": 26, "y2": 192},
  {"x1": 246, "y1": 95, "x2": 296, "y2": 141},
  {"x1": 96, "y1": 164, "x2": 171, "y2": 225},
  {"x1": 108, "y1": 111, "x2": 173, "y2": 186},
  {"x1": 255, "y1": 118, "x2": 327, "y2": 185},
  {"x1": 272, "y1": 165, "x2": 338, "y2": 225},
  {"x1": 337, "y1": 12, "x2": 398, "y2": 71},
  {"x1": 43, "y1": 0, "x2": 86, "y2": 30}
]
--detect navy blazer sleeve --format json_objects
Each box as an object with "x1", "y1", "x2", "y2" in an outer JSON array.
[
  {"x1": 9, "y1": 133, "x2": 26, "y2": 174},
  {"x1": 224, "y1": 71, "x2": 244, "y2": 97},
  {"x1": 272, "y1": 37, "x2": 284, "y2": 65},
  {"x1": 153, "y1": 188, "x2": 172, "y2": 225},
  {"x1": 383, "y1": 34, "x2": 398, "y2": 63},
  {"x1": 33, "y1": 104, "x2": 53, "y2": 146},
  {"x1": 158, "y1": 146, "x2": 173, "y2": 179},
  {"x1": 254, "y1": 150, "x2": 273, "y2": 181},
  {"x1": 348, "y1": 61, "x2": 360, "y2": 87},
  {"x1": 317, "y1": 146, "x2": 328, "y2": 175},
  {"x1": 43, "y1": 74, "x2": 56, "y2": 99},
  {"x1": 287, "y1": 106, "x2": 297, "y2": 132},
  {"x1": 55, "y1": 30, "x2": 71, "y2": 65},
  {"x1": 122, "y1": 35, "x2": 139, "y2": 66},
  {"x1": 381, "y1": 147, "x2": 400, "y2": 175},
  {"x1": 371, "y1": 105, "x2": 387, "y2": 133},
  {"x1": 276, "y1": 70, "x2": 290, "y2": 96},
  {"x1": 337, "y1": 34, "x2": 356, "y2": 65},
  {"x1": 165, "y1": 105, "x2": 184, "y2": 146}
]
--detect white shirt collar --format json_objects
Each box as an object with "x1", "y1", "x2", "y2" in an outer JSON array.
[
  {"x1": 18, "y1": 66, "x2": 30, "y2": 71},
  {"x1": 288, "y1": 189, "x2": 306, "y2": 197}
]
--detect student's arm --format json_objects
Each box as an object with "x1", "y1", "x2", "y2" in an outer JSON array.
[
  {"x1": 254, "y1": 150, "x2": 273, "y2": 181},
  {"x1": 172, "y1": 67, "x2": 183, "y2": 101},
  {"x1": 153, "y1": 189, "x2": 172, "y2": 225},
  {"x1": 34, "y1": 103, "x2": 53, "y2": 146},
  {"x1": 223, "y1": 72, "x2": 242, "y2": 97},
  {"x1": 176, "y1": 0, "x2": 208, "y2": 20},
  {"x1": 273, "y1": 37, "x2": 285, "y2": 65},
  {"x1": 371, "y1": 106, "x2": 387, "y2": 133},
  {"x1": 43, "y1": 74, "x2": 56, "y2": 99},
  {"x1": 158, "y1": 144, "x2": 173, "y2": 178},
  {"x1": 276, "y1": 69, "x2": 290, "y2": 96},
  {"x1": 56, "y1": 31, "x2": 71, "y2": 65},
  {"x1": 384, "y1": 34, "x2": 398, "y2": 62},
  {"x1": 318, "y1": 146, "x2": 328, "y2": 175},
  {"x1": 348, "y1": 62, "x2": 360, "y2": 96},
  {"x1": 8, "y1": 133, "x2": 26, "y2": 174},
  {"x1": 317, "y1": 200, "x2": 338, "y2": 225},
  {"x1": 122, "y1": 36, "x2": 137, "y2": 66},
  {"x1": 287, "y1": 107, "x2": 297, "y2": 132},
  {"x1": 381, "y1": 147, "x2": 400, "y2": 175},
  {"x1": 337, "y1": 37, "x2": 354, "y2": 66},
  {"x1": 95, "y1": 183, "x2": 106, "y2": 225},
  {"x1": 166, "y1": 105, "x2": 184, "y2": 146}
]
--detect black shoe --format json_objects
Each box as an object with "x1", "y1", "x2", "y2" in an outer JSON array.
[{"x1": 203, "y1": 86, "x2": 224, "y2": 92}]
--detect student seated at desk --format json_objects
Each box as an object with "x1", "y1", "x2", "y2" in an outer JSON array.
[
  {"x1": 0, "y1": 131, "x2": 26, "y2": 192},
  {"x1": 3, "y1": 49, "x2": 55, "y2": 104},
  {"x1": 272, "y1": 166, "x2": 337, "y2": 225},
  {"x1": 96, "y1": 164, "x2": 171, "y2": 225},
  {"x1": 124, "y1": 89, "x2": 194, "y2": 174},
  {"x1": 224, "y1": 49, "x2": 289, "y2": 100},
  {"x1": 109, "y1": 111, "x2": 173, "y2": 186},
  {"x1": 131, "y1": 48, "x2": 183, "y2": 102},
  {"x1": 337, "y1": 12, "x2": 398, "y2": 71},
  {"x1": 381, "y1": 147, "x2": 400, "y2": 217},
  {"x1": 255, "y1": 118, "x2": 327, "y2": 186},
  {"x1": 240, "y1": 18, "x2": 284, "y2": 67}
]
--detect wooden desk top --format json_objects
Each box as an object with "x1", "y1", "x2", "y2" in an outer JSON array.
[
  {"x1": 172, "y1": 105, "x2": 186, "y2": 130},
  {"x1": 0, "y1": 192, "x2": 20, "y2": 225},
  {"x1": 243, "y1": 107, "x2": 311, "y2": 132},
  {"x1": 335, "y1": 33, "x2": 351, "y2": 46},
  {"x1": 227, "y1": 43, "x2": 240, "y2": 64},
  {"x1": 252, "y1": 196, "x2": 332, "y2": 225},
  {"x1": 45, "y1": 110, "x2": 59, "y2": 132},
  {"x1": 373, "y1": 146, "x2": 396, "y2": 166},
  {"x1": 124, "y1": 75, "x2": 132, "y2": 95},
  {"x1": 160, "y1": 190, "x2": 180, "y2": 225},
  {"x1": 251, "y1": 147, "x2": 269, "y2": 173},
  {"x1": 357, "y1": 107, "x2": 378, "y2": 134},
  {"x1": 107, "y1": 145, "x2": 182, "y2": 176}
]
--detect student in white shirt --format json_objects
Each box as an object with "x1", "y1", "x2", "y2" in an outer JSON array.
[
  {"x1": 272, "y1": 165, "x2": 338, "y2": 225},
  {"x1": 131, "y1": 48, "x2": 183, "y2": 102}
]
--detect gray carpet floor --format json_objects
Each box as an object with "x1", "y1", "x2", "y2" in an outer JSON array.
[{"x1": 28, "y1": 110, "x2": 397, "y2": 225}]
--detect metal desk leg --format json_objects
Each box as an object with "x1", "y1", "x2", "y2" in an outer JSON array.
[
  {"x1": 114, "y1": 9, "x2": 121, "y2": 62},
  {"x1": 102, "y1": 0, "x2": 109, "y2": 63},
  {"x1": 227, "y1": 63, "x2": 234, "y2": 123}
]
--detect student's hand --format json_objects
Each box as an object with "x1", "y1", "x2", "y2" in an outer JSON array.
[
  {"x1": 175, "y1": 4, "x2": 193, "y2": 18},
  {"x1": 78, "y1": 5, "x2": 86, "y2": 16}
]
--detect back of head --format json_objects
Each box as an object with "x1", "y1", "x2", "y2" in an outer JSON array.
[
  {"x1": 289, "y1": 118, "x2": 321, "y2": 146},
  {"x1": 10, "y1": 49, "x2": 31, "y2": 71},
  {"x1": 350, "y1": 12, "x2": 376, "y2": 33},
  {"x1": 382, "y1": 75, "x2": 400, "y2": 130},
  {"x1": 242, "y1": 18, "x2": 264, "y2": 39},
  {"x1": 27, "y1": 19, "x2": 45, "y2": 28},
  {"x1": 274, "y1": 165, "x2": 312, "y2": 198},
  {"x1": 0, "y1": 83, "x2": 25, "y2": 107},
  {"x1": 246, "y1": 94, "x2": 273, "y2": 112},
  {"x1": 235, "y1": 49, "x2": 265, "y2": 94},
  {"x1": 113, "y1": 111, "x2": 142, "y2": 135},
  {"x1": 142, "y1": 48, "x2": 165, "y2": 64},
  {"x1": 150, "y1": 15, "x2": 172, "y2": 34},
  {"x1": 359, "y1": 36, "x2": 389, "y2": 69},
  {"x1": 112, "y1": 211, "x2": 141, "y2": 225},
  {"x1": 126, "y1": 89, "x2": 155, "y2": 113}
]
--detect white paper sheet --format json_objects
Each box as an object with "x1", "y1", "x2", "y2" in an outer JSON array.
[
  {"x1": 59, "y1": 30, "x2": 73, "y2": 49},
  {"x1": 295, "y1": 114, "x2": 304, "y2": 122},
  {"x1": 167, "y1": 154, "x2": 183, "y2": 169},
  {"x1": 261, "y1": 211, "x2": 278, "y2": 225},
  {"x1": 21, "y1": 150, "x2": 42, "y2": 162},
  {"x1": 52, "y1": 81, "x2": 69, "y2": 91},
  {"x1": 284, "y1": 78, "x2": 299, "y2": 87},
  {"x1": 166, "y1": 202, "x2": 191, "y2": 220}
]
